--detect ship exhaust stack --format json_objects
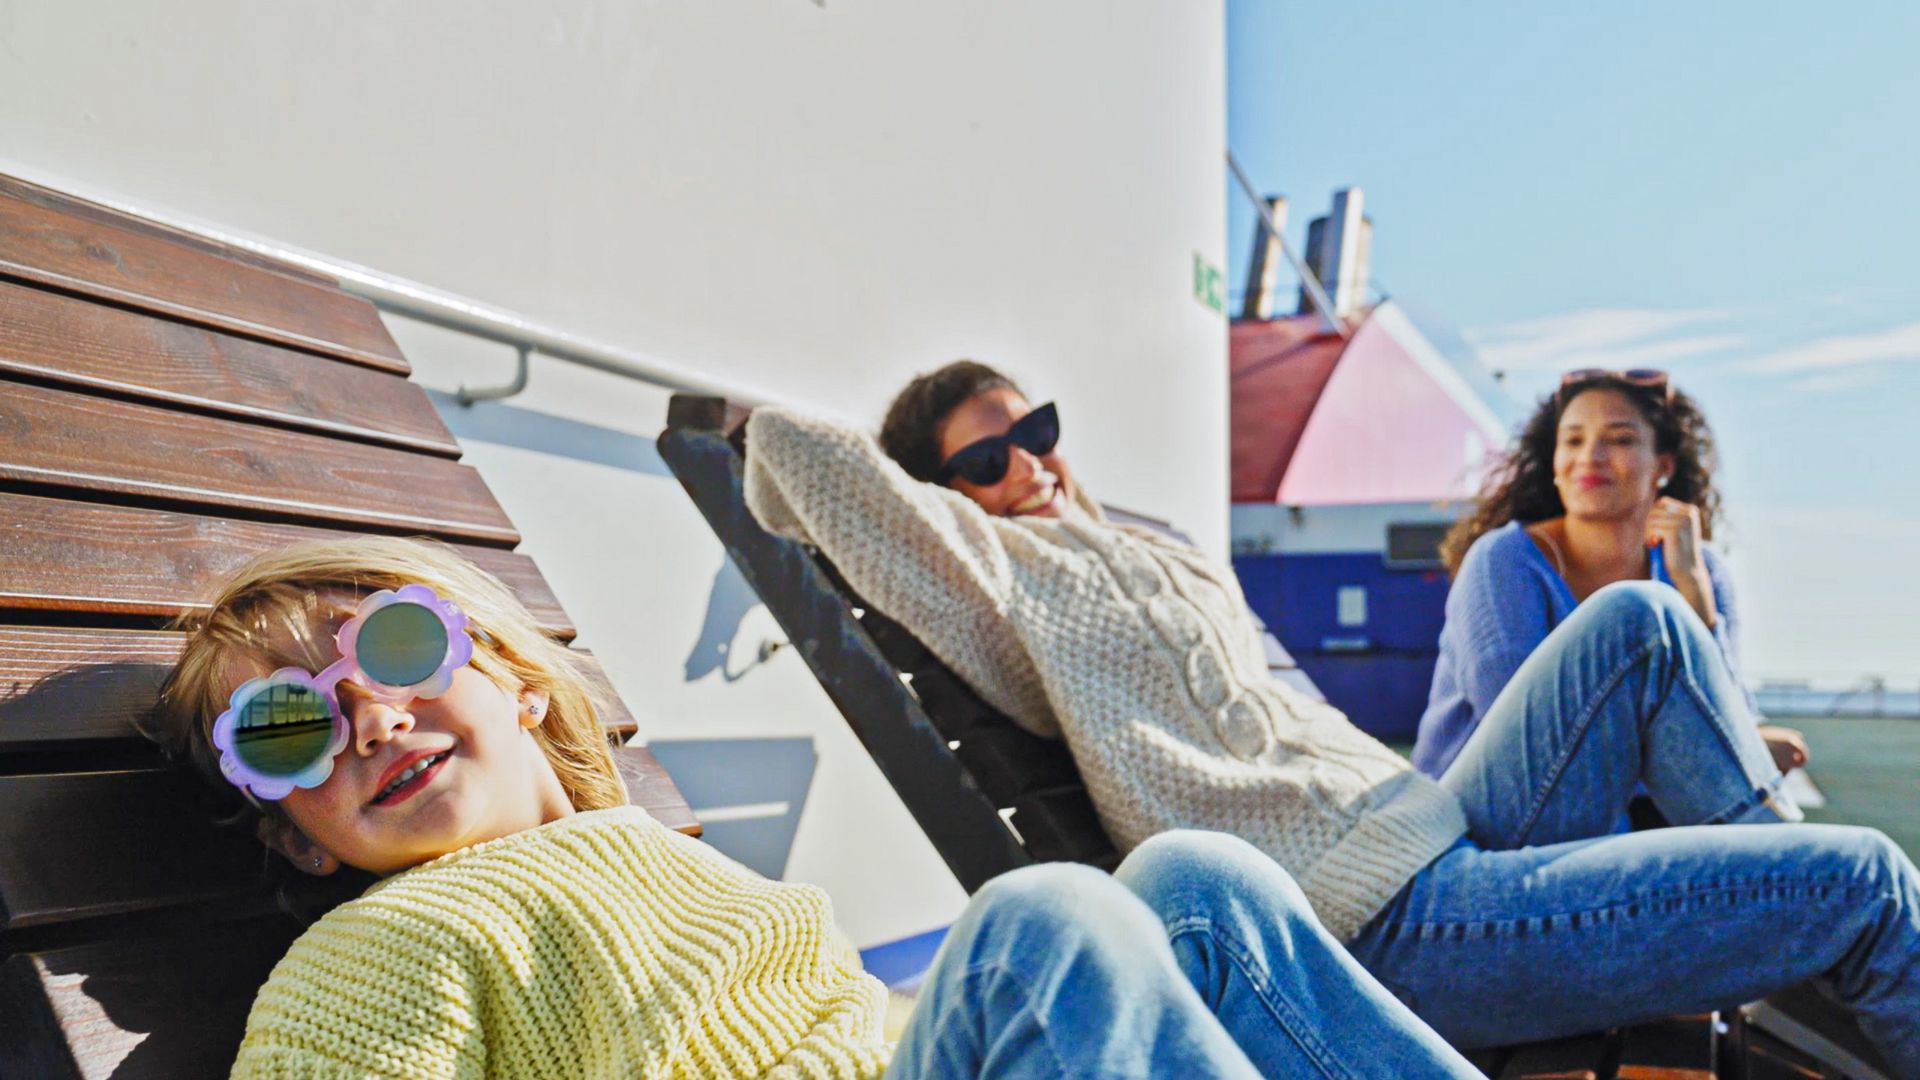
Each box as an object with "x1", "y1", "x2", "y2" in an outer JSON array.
[
  {"x1": 1240, "y1": 194, "x2": 1288, "y2": 320},
  {"x1": 1295, "y1": 187, "x2": 1371, "y2": 320}
]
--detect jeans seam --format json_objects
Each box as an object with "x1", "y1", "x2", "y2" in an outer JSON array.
[
  {"x1": 1674, "y1": 665, "x2": 1784, "y2": 824},
  {"x1": 1372, "y1": 877, "x2": 1880, "y2": 935},
  {"x1": 1165, "y1": 917, "x2": 1365, "y2": 1080},
  {"x1": 1512, "y1": 634, "x2": 1659, "y2": 843}
]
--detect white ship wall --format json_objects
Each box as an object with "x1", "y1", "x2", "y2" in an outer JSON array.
[{"x1": 0, "y1": 1, "x2": 1228, "y2": 946}]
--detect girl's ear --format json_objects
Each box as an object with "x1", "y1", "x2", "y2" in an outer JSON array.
[
  {"x1": 518, "y1": 688, "x2": 552, "y2": 729},
  {"x1": 256, "y1": 817, "x2": 338, "y2": 877}
]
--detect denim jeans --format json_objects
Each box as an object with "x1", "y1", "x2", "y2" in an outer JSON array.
[
  {"x1": 886, "y1": 831, "x2": 1479, "y2": 1079},
  {"x1": 1346, "y1": 582, "x2": 1920, "y2": 1072}
]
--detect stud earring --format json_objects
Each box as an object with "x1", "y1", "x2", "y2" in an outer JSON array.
[{"x1": 312, "y1": 856, "x2": 323, "y2": 869}]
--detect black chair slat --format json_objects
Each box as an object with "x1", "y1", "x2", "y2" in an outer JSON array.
[
  {"x1": 1012, "y1": 789, "x2": 1119, "y2": 865},
  {"x1": 952, "y1": 725, "x2": 1084, "y2": 804}
]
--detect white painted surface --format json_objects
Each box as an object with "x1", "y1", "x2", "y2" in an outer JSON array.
[{"x1": 0, "y1": 1, "x2": 1227, "y2": 946}]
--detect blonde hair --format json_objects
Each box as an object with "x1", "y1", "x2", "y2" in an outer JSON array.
[{"x1": 151, "y1": 536, "x2": 626, "y2": 832}]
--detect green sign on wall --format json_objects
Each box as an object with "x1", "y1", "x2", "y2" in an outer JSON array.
[{"x1": 1192, "y1": 252, "x2": 1224, "y2": 315}]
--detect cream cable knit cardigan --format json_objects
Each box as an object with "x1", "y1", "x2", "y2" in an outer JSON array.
[{"x1": 745, "y1": 407, "x2": 1466, "y2": 940}]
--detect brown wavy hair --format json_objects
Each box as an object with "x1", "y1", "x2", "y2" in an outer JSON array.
[
  {"x1": 1440, "y1": 376, "x2": 1723, "y2": 576},
  {"x1": 879, "y1": 360, "x2": 1023, "y2": 482}
]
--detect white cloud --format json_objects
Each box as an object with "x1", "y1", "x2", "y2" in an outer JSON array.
[
  {"x1": 1743, "y1": 320, "x2": 1920, "y2": 374},
  {"x1": 1465, "y1": 307, "x2": 1741, "y2": 374},
  {"x1": 1788, "y1": 368, "x2": 1885, "y2": 395}
]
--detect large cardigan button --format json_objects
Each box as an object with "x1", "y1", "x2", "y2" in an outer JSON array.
[
  {"x1": 1145, "y1": 594, "x2": 1205, "y2": 648},
  {"x1": 1184, "y1": 648, "x2": 1232, "y2": 710},
  {"x1": 1216, "y1": 696, "x2": 1273, "y2": 759}
]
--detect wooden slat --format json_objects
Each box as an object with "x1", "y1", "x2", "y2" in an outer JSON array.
[
  {"x1": 1, "y1": 918, "x2": 301, "y2": 1080},
  {"x1": 0, "y1": 278, "x2": 459, "y2": 455},
  {"x1": 1615, "y1": 1014, "x2": 1717, "y2": 1080},
  {"x1": 0, "y1": 492, "x2": 570, "y2": 636},
  {"x1": 0, "y1": 751, "x2": 692, "y2": 932},
  {"x1": 0, "y1": 768, "x2": 264, "y2": 930},
  {"x1": 0, "y1": 176, "x2": 337, "y2": 286},
  {"x1": 614, "y1": 745, "x2": 701, "y2": 837},
  {"x1": 1498, "y1": 1032, "x2": 1613, "y2": 1080},
  {"x1": 0, "y1": 627, "x2": 637, "y2": 750},
  {"x1": 0, "y1": 627, "x2": 175, "y2": 748},
  {"x1": 0, "y1": 378, "x2": 518, "y2": 544},
  {"x1": 0, "y1": 175, "x2": 406, "y2": 372}
]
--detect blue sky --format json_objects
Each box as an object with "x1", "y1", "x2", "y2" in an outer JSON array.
[{"x1": 1228, "y1": 2, "x2": 1920, "y2": 685}]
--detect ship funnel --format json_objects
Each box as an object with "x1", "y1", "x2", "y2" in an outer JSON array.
[
  {"x1": 1295, "y1": 187, "x2": 1371, "y2": 319},
  {"x1": 1240, "y1": 195, "x2": 1288, "y2": 320}
]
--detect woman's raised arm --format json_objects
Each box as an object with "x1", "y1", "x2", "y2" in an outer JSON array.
[{"x1": 744, "y1": 406, "x2": 1062, "y2": 737}]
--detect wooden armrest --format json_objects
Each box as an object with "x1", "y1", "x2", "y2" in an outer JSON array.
[{"x1": 613, "y1": 745, "x2": 700, "y2": 837}]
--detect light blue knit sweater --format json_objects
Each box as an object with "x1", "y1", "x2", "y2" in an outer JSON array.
[{"x1": 1413, "y1": 520, "x2": 1747, "y2": 777}]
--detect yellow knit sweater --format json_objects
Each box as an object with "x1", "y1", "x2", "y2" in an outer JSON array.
[{"x1": 230, "y1": 807, "x2": 892, "y2": 1079}]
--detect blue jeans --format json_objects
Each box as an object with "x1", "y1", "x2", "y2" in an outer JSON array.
[
  {"x1": 1346, "y1": 583, "x2": 1920, "y2": 1072},
  {"x1": 886, "y1": 831, "x2": 1479, "y2": 1079}
]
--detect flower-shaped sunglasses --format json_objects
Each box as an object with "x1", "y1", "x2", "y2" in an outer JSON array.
[{"x1": 213, "y1": 584, "x2": 472, "y2": 801}]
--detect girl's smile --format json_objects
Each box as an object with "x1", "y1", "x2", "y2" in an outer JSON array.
[{"x1": 369, "y1": 746, "x2": 453, "y2": 807}]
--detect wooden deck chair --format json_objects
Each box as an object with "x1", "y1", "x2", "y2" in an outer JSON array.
[
  {"x1": 659, "y1": 394, "x2": 1900, "y2": 1080},
  {"x1": 0, "y1": 173, "x2": 697, "y2": 1079}
]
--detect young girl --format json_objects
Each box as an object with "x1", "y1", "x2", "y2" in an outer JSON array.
[
  {"x1": 151, "y1": 536, "x2": 1479, "y2": 1078},
  {"x1": 740, "y1": 361, "x2": 1920, "y2": 1069}
]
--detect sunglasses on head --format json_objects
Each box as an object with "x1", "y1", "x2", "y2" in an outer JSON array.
[
  {"x1": 1557, "y1": 368, "x2": 1672, "y2": 410},
  {"x1": 936, "y1": 402, "x2": 1061, "y2": 486},
  {"x1": 212, "y1": 584, "x2": 473, "y2": 801}
]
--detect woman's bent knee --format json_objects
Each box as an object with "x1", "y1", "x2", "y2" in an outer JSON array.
[
  {"x1": 1832, "y1": 825, "x2": 1919, "y2": 893},
  {"x1": 1118, "y1": 830, "x2": 1314, "y2": 917},
  {"x1": 1582, "y1": 580, "x2": 1684, "y2": 628},
  {"x1": 966, "y1": 862, "x2": 1146, "y2": 937}
]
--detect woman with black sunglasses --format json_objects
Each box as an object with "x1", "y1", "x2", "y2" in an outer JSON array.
[
  {"x1": 741, "y1": 360, "x2": 1920, "y2": 1067},
  {"x1": 1412, "y1": 370, "x2": 1808, "y2": 779}
]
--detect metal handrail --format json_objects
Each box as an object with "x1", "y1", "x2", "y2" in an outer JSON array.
[{"x1": 0, "y1": 165, "x2": 763, "y2": 407}]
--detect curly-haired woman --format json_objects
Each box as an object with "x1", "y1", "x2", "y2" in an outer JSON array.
[{"x1": 1412, "y1": 370, "x2": 1807, "y2": 779}]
